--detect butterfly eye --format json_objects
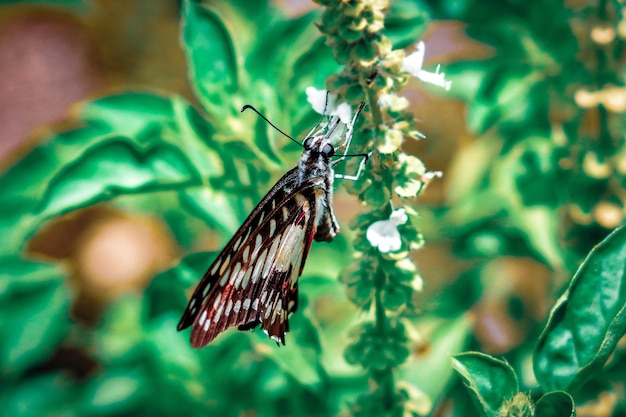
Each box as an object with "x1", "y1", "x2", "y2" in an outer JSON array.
[
  {"x1": 302, "y1": 137, "x2": 313, "y2": 149},
  {"x1": 322, "y1": 144, "x2": 335, "y2": 158}
]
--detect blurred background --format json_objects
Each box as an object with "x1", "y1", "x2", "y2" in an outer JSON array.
[{"x1": 1, "y1": 0, "x2": 625, "y2": 416}]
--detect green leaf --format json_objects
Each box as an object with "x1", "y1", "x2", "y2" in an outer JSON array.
[
  {"x1": 452, "y1": 352, "x2": 519, "y2": 417},
  {"x1": 171, "y1": 96, "x2": 224, "y2": 179},
  {"x1": 400, "y1": 316, "x2": 472, "y2": 403},
  {"x1": 383, "y1": 0, "x2": 429, "y2": 49},
  {"x1": 0, "y1": 125, "x2": 107, "y2": 203},
  {"x1": 443, "y1": 61, "x2": 487, "y2": 102},
  {"x1": 145, "y1": 252, "x2": 213, "y2": 319},
  {"x1": 250, "y1": 107, "x2": 284, "y2": 168},
  {"x1": 467, "y1": 70, "x2": 536, "y2": 135},
  {"x1": 534, "y1": 224, "x2": 626, "y2": 392},
  {"x1": 253, "y1": 309, "x2": 324, "y2": 389},
  {"x1": 146, "y1": 315, "x2": 207, "y2": 383},
  {"x1": 0, "y1": 92, "x2": 224, "y2": 257},
  {"x1": 80, "y1": 92, "x2": 176, "y2": 139},
  {"x1": 82, "y1": 94, "x2": 223, "y2": 180},
  {"x1": 2, "y1": 373, "x2": 81, "y2": 417},
  {"x1": 289, "y1": 37, "x2": 341, "y2": 119},
  {"x1": 0, "y1": 259, "x2": 71, "y2": 379},
  {"x1": 85, "y1": 370, "x2": 144, "y2": 412},
  {"x1": 535, "y1": 391, "x2": 576, "y2": 417},
  {"x1": 181, "y1": 0, "x2": 238, "y2": 116},
  {"x1": 179, "y1": 188, "x2": 244, "y2": 236},
  {"x1": 492, "y1": 136, "x2": 565, "y2": 268},
  {"x1": 0, "y1": 138, "x2": 200, "y2": 255},
  {"x1": 302, "y1": 275, "x2": 362, "y2": 378},
  {"x1": 37, "y1": 141, "x2": 198, "y2": 218},
  {"x1": 246, "y1": 12, "x2": 319, "y2": 89}
]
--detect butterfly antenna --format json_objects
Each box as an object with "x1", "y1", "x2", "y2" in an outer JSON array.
[
  {"x1": 241, "y1": 105, "x2": 302, "y2": 147},
  {"x1": 340, "y1": 151, "x2": 370, "y2": 160}
]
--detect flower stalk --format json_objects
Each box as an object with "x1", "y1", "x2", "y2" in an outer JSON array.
[{"x1": 313, "y1": 0, "x2": 449, "y2": 415}]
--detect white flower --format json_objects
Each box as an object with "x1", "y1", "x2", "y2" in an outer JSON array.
[
  {"x1": 401, "y1": 41, "x2": 426, "y2": 74},
  {"x1": 366, "y1": 208, "x2": 408, "y2": 253},
  {"x1": 402, "y1": 41, "x2": 451, "y2": 91},
  {"x1": 378, "y1": 94, "x2": 395, "y2": 109},
  {"x1": 422, "y1": 170, "x2": 443, "y2": 186},
  {"x1": 389, "y1": 208, "x2": 408, "y2": 225},
  {"x1": 417, "y1": 65, "x2": 452, "y2": 91},
  {"x1": 306, "y1": 87, "x2": 352, "y2": 124},
  {"x1": 377, "y1": 94, "x2": 409, "y2": 111}
]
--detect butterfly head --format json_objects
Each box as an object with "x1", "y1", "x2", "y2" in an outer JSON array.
[
  {"x1": 296, "y1": 132, "x2": 337, "y2": 186},
  {"x1": 302, "y1": 136, "x2": 335, "y2": 160}
]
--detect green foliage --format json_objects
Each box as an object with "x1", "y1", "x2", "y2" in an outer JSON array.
[
  {"x1": 428, "y1": 0, "x2": 626, "y2": 263},
  {"x1": 0, "y1": 93, "x2": 225, "y2": 257},
  {"x1": 452, "y1": 353, "x2": 523, "y2": 417},
  {"x1": 313, "y1": 0, "x2": 464, "y2": 416},
  {"x1": 3, "y1": 0, "x2": 626, "y2": 416},
  {"x1": 534, "y1": 225, "x2": 626, "y2": 393},
  {"x1": 453, "y1": 352, "x2": 579, "y2": 417},
  {"x1": 0, "y1": 259, "x2": 71, "y2": 380},
  {"x1": 0, "y1": 0, "x2": 439, "y2": 416},
  {"x1": 432, "y1": 1, "x2": 626, "y2": 414},
  {"x1": 535, "y1": 392, "x2": 576, "y2": 417}
]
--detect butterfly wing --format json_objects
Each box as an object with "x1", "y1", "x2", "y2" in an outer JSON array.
[{"x1": 178, "y1": 168, "x2": 331, "y2": 347}]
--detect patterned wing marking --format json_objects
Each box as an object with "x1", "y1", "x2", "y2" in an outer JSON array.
[
  {"x1": 256, "y1": 201, "x2": 314, "y2": 343},
  {"x1": 177, "y1": 168, "x2": 299, "y2": 332},
  {"x1": 185, "y1": 176, "x2": 326, "y2": 347},
  {"x1": 313, "y1": 177, "x2": 340, "y2": 242}
]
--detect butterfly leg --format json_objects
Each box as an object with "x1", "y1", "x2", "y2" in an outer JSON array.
[{"x1": 334, "y1": 152, "x2": 370, "y2": 181}]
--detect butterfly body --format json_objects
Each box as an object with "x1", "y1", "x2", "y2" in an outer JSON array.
[{"x1": 178, "y1": 129, "x2": 340, "y2": 347}]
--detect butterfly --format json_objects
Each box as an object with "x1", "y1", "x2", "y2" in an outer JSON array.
[{"x1": 177, "y1": 102, "x2": 367, "y2": 347}]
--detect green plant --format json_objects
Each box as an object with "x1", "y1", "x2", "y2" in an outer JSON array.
[
  {"x1": 4, "y1": 0, "x2": 625, "y2": 416},
  {"x1": 453, "y1": 224, "x2": 626, "y2": 416},
  {"x1": 0, "y1": 0, "x2": 439, "y2": 416},
  {"x1": 312, "y1": 0, "x2": 455, "y2": 416},
  {"x1": 421, "y1": 0, "x2": 626, "y2": 415}
]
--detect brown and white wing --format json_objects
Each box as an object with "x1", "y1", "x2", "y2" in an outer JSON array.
[{"x1": 177, "y1": 169, "x2": 328, "y2": 347}]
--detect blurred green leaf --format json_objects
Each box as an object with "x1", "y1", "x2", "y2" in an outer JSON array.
[
  {"x1": 0, "y1": 137, "x2": 198, "y2": 257},
  {"x1": 87, "y1": 371, "x2": 143, "y2": 411},
  {"x1": 181, "y1": 0, "x2": 238, "y2": 116},
  {"x1": 534, "y1": 224, "x2": 626, "y2": 392},
  {"x1": 146, "y1": 315, "x2": 206, "y2": 379},
  {"x1": 250, "y1": 107, "x2": 284, "y2": 169},
  {"x1": 37, "y1": 140, "x2": 197, "y2": 218},
  {"x1": 2, "y1": 373, "x2": 80, "y2": 417},
  {"x1": 146, "y1": 252, "x2": 213, "y2": 319},
  {"x1": 401, "y1": 316, "x2": 472, "y2": 403},
  {"x1": 492, "y1": 136, "x2": 565, "y2": 268},
  {"x1": 443, "y1": 61, "x2": 490, "y2": 103},
  {"x1": 253, "y1": 310, "x2": 324, "y2": 389},
  {"x1": 246, "y1": 12, "x2": 319, "y2": 88},
  {"x1": 179, "y1": 188, "x2": 244, "y2": 236},
  {"x1": 95, "y1": 295, "x2": 146, "y2": 361},
  {"x1": 534, "y1": 391, "x2": 576, "y2": 417},
  {"x1": 0, "y1": 92, "x2": 227, "y2": 257},
  {"x1": 0, "y1": 259, "x2": 71, "y2": 379},
  {"x1": 452, "y1": 352, "x2": 519, "y2": 417},
  {"x1": 303, "y1": 275, "x2": 362, "y2": 379},
  {"x1": 290, "y1": 37, "x2": 341, "y2": 124},
  {"x1": 383, "y1": 0, "x2": 429, "y2": 49},
  {"x1": 80, "y1": 93, "x2": 176, "y2": 139},
  {"x1": 81, "y1": 93, "x2": 223, "y2": 181}
]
